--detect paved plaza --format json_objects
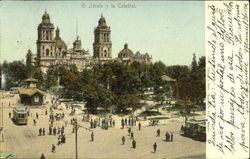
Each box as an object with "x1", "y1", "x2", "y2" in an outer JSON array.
[{"x1": 0, "y1": 92, "x2": 205, "y2": 159}]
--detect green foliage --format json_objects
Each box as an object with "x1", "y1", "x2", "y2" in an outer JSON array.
[
  {"x1": 2, "y1": 55, "x2": 205, "y2": 112},
  {"x1": 44, "y1": 66, "x2": 58, "y2": 89},
  {"x1": 116, "y1": 93, "x2": 140, "y2": 112},
  {"x1": 2, "y1": 61, "x2": 28, "y2": 89},
  {"x1": 165, "y1": 55, "x2": 206, "y2": 104}
]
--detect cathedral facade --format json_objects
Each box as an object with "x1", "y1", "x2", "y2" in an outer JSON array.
[{"x1": 27, "y1": 12, "x2": 152, "y2": 73}]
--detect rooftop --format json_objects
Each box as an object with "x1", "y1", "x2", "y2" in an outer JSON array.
[{"x1": 19, "y1": 88, "x2": 45, "y2": 96}]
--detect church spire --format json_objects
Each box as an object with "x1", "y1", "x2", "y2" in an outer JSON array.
[
  {"x1": 76, "y1": 18, "x2": 78, "y2": 39},
  {"x1": 56, "y1": 27, "x2": 60, "y2": 37}
]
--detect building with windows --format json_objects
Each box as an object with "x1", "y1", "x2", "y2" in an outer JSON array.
[
  {"x1": 117, "y1": 43, "x2": 152, "y2": 65},
  {"x1": 27, "y1": 12, "x2": 152, "y2": 73},
  {"x1": 19, "y1": 78, "x2": 45, "y2": 106}
]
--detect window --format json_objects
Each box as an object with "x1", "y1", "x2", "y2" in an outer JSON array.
[
  {"x1": 46, "y1": 31, "x2": 49, "y2": 40},
  {"x1": 46, "y1": 49, "x2": 49, "y2": 56},
  {"x1": 104, "y1": 50, "x2": 107, "y2": 57},
  {"x1": 19, "y1": 114, "x2": 26, "y2": 118},
  {"x1": 34, "y1": 95, "x2": 40, "y2": 103}
]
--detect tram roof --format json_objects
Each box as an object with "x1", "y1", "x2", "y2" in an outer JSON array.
[{"x1": 14, "y1": 106, "x2": 27, "y2": 114}]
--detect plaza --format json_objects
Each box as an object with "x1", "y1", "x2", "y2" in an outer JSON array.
[{"x1": 0, "y1": 91, "x2": 205, "y2": 159}]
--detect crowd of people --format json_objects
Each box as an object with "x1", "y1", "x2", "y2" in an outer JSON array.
[
  {"x1": 23, "y1": 95, "x2": 177, "y2": 159},
  {"x1": 121, "y1": 117, "x2": 138, "y2": 129}
]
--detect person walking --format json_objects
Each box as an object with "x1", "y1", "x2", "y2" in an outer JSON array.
[
  {"x1": 156, "y1": 129, "x2": 160, "y2": 137},
  {"x1": 122, "y1": 121, "x2": 125, "y2": 129},
  {"x1": 61, "y1": 127, "x2": 64, "y2": 135},
  {"x1": 90, "y1": 119, "x2": 93, "y2": 129},
  {"x1": 62, "y1": 135, "x2": 65, "y2": 143},
  {"x1": 39, "y1": 128, "x2": 42, "y2": 136},
  {"x1": 53, "y1": 127, "x2": 56, "y2": 135},
  {"x1": 9, "y1": 112, "x2": 11, "y2": 118},
  {"x1": 128, "y1": 127, "x2": 131, "y2": 136},
  {"x1": 33, "y1": 119, "x2": 36, "y2": 126},
  {"x1": 57, "y1": 127, "x2": 61, "y2": 134},
  {"x1": 40, "y1": 153, "x2": 46, "y2": 159},
  {"x1": 51, "y1": 144, "x2": 56, "y2": 153},
  {"x1": 170, "y1": 132, "x2": 173, "y2": 142},
  {"x1": 132, "y1": 139, "x2": 136, "y2": 148},
  {"x1": 57, "y1": 135, "x2": 61, "y2": 145},
  {"x1": 91, "y1": 131, "x2": 94, "y2": 141},
  {"x1": 165, "y1": 131, "x2": 169, "y2": 142},
  {"x1": 130, "y1": 131, "x2": 134, "y2": 139},
  {"x1": 42, "y1": 128, "x2": 45, "y2": 136},
  {"x1": 153, "y1": 142, "x2": 157, "y2": 153},
  {"x1": 121, "y1": 118, "x2": 124, "y2": 125},
  {"x1": 36, "y1": 112, "x2": 39, "y2": 119},
  {"x1": 138, "y1": 122, "x2": 141, "y2": 131},
  {"x1": 122, "y1": 136, "x2": 125, "y2": 145},
  {"x1": 49, "y1": 126, "x2": 52, "y2": 135}
]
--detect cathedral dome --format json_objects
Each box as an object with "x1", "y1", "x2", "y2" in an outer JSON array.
[
  {"x1": 56, "y1": 38, "x2": 67, "y2": 49},
  {"x1": 55, "y1": 27, "x2": 67, "y2": 49},
  {"x1": 118, "y1": 44, "x2": 133, "y2": 58},
  {"x1": 98, "y1": 14, "x2": 107, "y2": 28},
  {"x1": 42, "y1": 11, "x2": 51, "y2": 24}
]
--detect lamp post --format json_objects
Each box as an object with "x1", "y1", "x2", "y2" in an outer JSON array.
[
  {"x1": 73, "y1": 119, "x2": 79, "y2": 159},
  {"x1": 1, "y1": 94, "x2": 4, "y2": 143}
]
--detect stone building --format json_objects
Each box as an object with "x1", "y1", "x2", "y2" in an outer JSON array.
[
  {"x1": 117, "y1": 44, "x2": 152, "y2": 65},
  {"x1": 27, "y1": 12, "x2": 152, "y2": 73},
  {"x1": 93, "y1": 14, "x2": 112, "y2": 62}
]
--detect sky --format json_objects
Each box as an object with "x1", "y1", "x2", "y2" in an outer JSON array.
[{"x1": 0, "y1": 1, "x2": 204, "y2": 66}]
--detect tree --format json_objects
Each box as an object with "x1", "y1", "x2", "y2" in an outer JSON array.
[
  {"x1": 196, "y1": 56, "x2": 206, "y2": 104},
  {"x1": 63, "y1": 72, "x2": 81, "y2": 100},
  {"x1": 32, "y1": 67, "x2": 44, "y2": 88},
  {"x1": 165, "y1": 65, "x2": 190, "y2": 99},
  {"x1": 117, "y1": 93, "x2": 140, "y2": 113},
  {"x1": 57, "y1": 65, "x2": 69, "y2": 86},
  {"x1": 2, "y1": 60, "x2": 28, "y2": 89},
  {"x1": 97, "y1": 88, "x2": 114, "y2": 111},
  {"x1": 191, "y1": 53, "x2": 198, "y2": 74},
  {"x1": 153, "y1": 94, "x2": 165, "y2": 112},
  {"x1": 44, "y1": 67, "x2": 58, "y2": 89},
  {"x1": 150, "y1": 61, "x2": 167, "y2": 91}
]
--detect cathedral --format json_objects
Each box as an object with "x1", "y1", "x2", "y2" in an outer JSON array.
[{"x1": 27, "y1": 12, "x2": 152, "y2": 73}]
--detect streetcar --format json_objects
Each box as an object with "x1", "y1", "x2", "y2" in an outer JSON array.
[{"x1": 13, "y1": 106, "x2": 28, "y2": 125}]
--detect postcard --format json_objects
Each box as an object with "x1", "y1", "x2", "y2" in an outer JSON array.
[{"x1": 0, "y1": 1, "x2": 249, "y2": 159}]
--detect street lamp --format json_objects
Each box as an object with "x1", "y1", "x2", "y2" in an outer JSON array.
[{"x1": 73, "y1": 119, "x2": 79, "y2": 159}]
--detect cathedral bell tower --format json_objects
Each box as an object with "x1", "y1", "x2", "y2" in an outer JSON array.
[
  {"x1": 93, "y1": 14, "x2": 112, "y2": 59},
  {"x1": 36, "y1": 11, "x2": 56, "y2": 66}
]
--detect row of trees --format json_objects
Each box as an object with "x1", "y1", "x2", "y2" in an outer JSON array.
[{"x1": 0, "y1": 54, "x2": 205, "y2": 113}]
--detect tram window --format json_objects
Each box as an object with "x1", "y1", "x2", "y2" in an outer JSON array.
[{"x1": 19, "y1": 114, "x2": 26, "y2": 118}]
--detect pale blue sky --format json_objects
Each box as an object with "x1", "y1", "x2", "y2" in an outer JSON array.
[{"x1": 0, "y1": 1, "x2": 204, "y2": 65}]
